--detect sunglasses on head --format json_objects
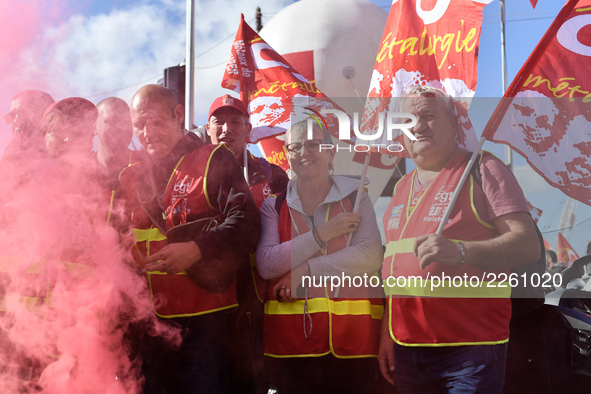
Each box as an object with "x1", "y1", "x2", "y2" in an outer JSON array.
[{"x1": 285, "y1": 139, "x2": 331, "y2": 154}]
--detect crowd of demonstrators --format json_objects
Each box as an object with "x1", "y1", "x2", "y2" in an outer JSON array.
[
  {"x1": 255, "y1": 120, "x2": 384, "y2": 393},
  {"x1": 379, "y1": 86, "x2": 540, "y2": 393},
  {"x1": 0, "y1": 84, "x2": 545, "y2": 394}
]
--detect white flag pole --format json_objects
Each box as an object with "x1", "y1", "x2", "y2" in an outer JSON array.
[
  {"x1": 243, "y1": 144, "x2": 249, "y2": 185},
  {"x1": 344, "y1": 154, "x2": 370, "y2": 248},
  {"x1": 435, "y1": 137, "x2": 487, "y2": 235},
  {"x1": 499, "y1": 0, "x2": 513, "y2": 172},
  {"x1": 185, "y1": 0, "x2": 195, "y2": 132}
]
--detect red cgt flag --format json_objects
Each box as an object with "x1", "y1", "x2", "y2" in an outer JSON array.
[
  {"x1": 557, "y1": 232, "x2": 579, "y2": 267},
  {"x1": 360, "y1": 0, "x2": 490, "y2": 156},
  {"x1": 222, "y1": 14, "x2": 351, "y2": 145},
  {"x1": 482, "y1": 0, "x2": 591, "y2": 206}
]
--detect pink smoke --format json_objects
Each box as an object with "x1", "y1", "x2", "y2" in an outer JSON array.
[
  {"x1": 0, "y1": 3, "x2": 183, "y2": 391},
  {"x1": 0, "y1": 107, "x2": 180, "y2": 393},
  {"x1": 0, "y1": 148, "x2": 182, "y2": 392},
  {"x1": 0, "y1": 1, "x2": 61, "y2": 155}
]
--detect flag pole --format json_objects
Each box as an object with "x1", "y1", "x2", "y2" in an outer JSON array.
[
  {"x1": 237, "y1": 14, "x2": 250, "y2": 185},
  {"x1": 500, "y1": 0, "x2": 513, "y2": 172},
  {"x1": 346, "y1": 154, "x2": 403, "y2": 247},
  {"x1": 344, "y1": 154, "x2": 370, "y2": 248},
  {"x1": 185, "y1": 0, "x2": 195, "y2": 132},
  {"x1": 243, "y1": 145, "x2": 249, "y2": 184},
  {"x1": 435, "y1": 137, "x2": 487, "y2": 235}
]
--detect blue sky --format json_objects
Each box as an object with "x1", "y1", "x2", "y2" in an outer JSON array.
[{"x1": 2, "y1": 0, "x2": 588, "y2": 255}]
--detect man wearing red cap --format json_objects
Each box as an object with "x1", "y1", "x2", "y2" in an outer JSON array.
[
  {"x1": 206, "y1": 94, "x2": 288, "y2": 393},
  {"x1": 206, "y1": 94, "x2": 288, "y2": 211},
  {"x1": 121, "y1": 85, "x2": 260, "y2": 394}
]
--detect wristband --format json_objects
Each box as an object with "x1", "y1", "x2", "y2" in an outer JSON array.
[
  {"x1": 457, "y1": 241, "x2": 466, "y2": 266},
  {"x1": 312, "y1": 227, "x2": 327, "y2": 254}
]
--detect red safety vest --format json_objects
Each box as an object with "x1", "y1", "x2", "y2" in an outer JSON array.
[
  {"x1": 382, "y1": 151, "x2": 511, "y2": 346},
  {"x1": 121, "y1": 145, "x2": 237, "y2": 318},
  {"x1": 263, "y1": 194, "x2": 383, "y2": 358}
]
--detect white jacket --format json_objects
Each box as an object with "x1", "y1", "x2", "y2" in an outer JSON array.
[{"x1": 255, "y1": 175, "x2": 383, "y2": 280}]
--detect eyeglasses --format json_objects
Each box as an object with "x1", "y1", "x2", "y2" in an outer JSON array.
[{"x1": 285, "y1": 139, "x2": 331, "y2": 154}]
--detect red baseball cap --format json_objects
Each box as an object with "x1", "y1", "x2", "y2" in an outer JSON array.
[{"x1": 208, "y1": 94, "x2": 248, "y2": 119}]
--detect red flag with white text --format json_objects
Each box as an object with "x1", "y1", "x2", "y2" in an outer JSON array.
[
  {"x1": 222, "y1": 14, "x2": 351, "y2": 144},
  {"x1": 360, "y1": 0, "x2": 491, "y2": 155},
  {"x1": 482, "y1": 0, "x2": 591, "y2": 206},
  {"x1": 557, "y1": 232, "x2": 579, "y2": 267}
]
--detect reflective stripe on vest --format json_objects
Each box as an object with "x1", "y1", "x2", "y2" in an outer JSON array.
[
  {"x1": 136, "y1": 225, "x2": 238, "y2": 319},
  {"x1": 383, "y1": 237, "x2": 511, "y2": 298},
  {"x1": 0, "y1": 257, "x2": 93, "y2": 312},
  {"x1": 0, "y1": 295, "x2": 41, "y2": 313},
  {"x1": 265, "y1": 299, "x2": 383, "y2": 320}
]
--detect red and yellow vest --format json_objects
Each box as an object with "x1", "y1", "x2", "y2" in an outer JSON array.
[
  {"x1": 121, "y1": 145, "x2": 237, "y2": 319},
  {"x1": 263, "y1": 194, "x2": 383, "y2": 358},
  {"x1": 382, "y1": 152, "x2": 511, "y2": 346}
]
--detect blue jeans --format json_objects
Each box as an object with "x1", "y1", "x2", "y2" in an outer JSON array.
[{"x1": 393, "y1": 343, "x2": 508, "y2": 393}]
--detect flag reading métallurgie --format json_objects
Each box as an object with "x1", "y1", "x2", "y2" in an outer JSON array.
[
  {"x1": 483, "y1": 0, "x2": 591, "y2": 206},
  {"x1": 360, "y1": 0, "x2": 491, "y2": 156}
]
